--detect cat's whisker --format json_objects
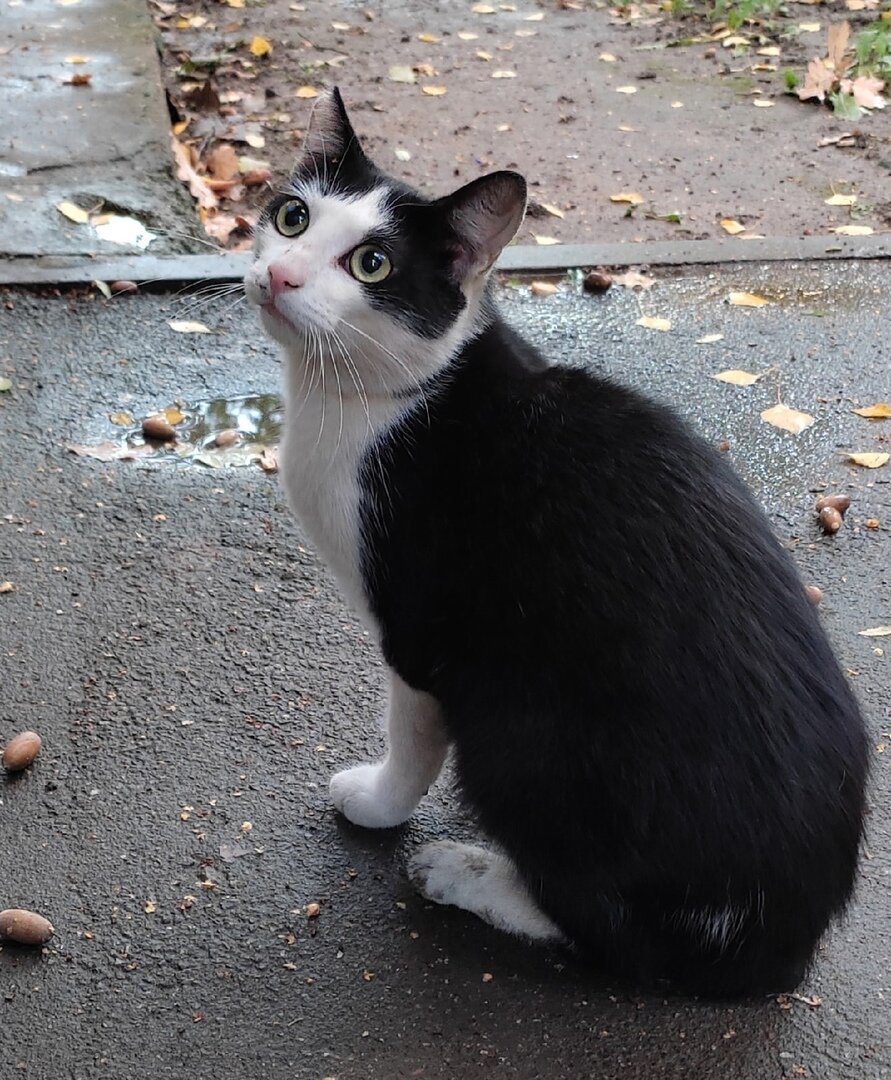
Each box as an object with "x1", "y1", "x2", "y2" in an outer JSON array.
[
  {"x1": 339, "y1": 319, "x2": 431, "y2": 427},
  {"x1": 314, "y1": 327, "x2": 328, "y2": 453},
  {"x1": 322, "y1": 329, "x2": 346, "y2": 476},
  {"x1": 330, "y1": 326, "x2": 373, "y2": 439}
]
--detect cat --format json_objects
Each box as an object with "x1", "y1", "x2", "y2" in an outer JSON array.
[{"x1": 244, "y1": 88, "x2": 869, "y2": 998}]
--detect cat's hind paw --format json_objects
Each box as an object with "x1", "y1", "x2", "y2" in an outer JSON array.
[{"x1": 329, "y1": 763, "x2": 416, "y2": 829}]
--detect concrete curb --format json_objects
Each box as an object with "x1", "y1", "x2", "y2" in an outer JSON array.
[{"x1": 0, "y1": 234, "x2": 887, "y2": 287}]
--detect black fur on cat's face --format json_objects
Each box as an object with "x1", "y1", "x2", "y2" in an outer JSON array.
[{"x1": 244, "y1": 88, "x2": 527, "y2": 392}]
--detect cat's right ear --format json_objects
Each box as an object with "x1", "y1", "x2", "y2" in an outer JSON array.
[
  {"x1": 295, "y1": 86, "x2": 367, "y2": 173},
  {"x1": 441, "y1": 171, "x2": 527, "y2": 283}
]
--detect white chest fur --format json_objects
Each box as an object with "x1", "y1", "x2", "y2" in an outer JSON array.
[{"x1": 279, "y1": 352, "x2": 406, "y2": 631}]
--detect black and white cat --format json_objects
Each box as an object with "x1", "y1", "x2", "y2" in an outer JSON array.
[{"x1": 245, "y1": 89, "x2": 868, "y2": 997}]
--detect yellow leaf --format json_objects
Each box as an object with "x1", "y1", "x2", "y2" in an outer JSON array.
[
  {"x1": 109, "y1": 411, "x2": 134, "y2": 426},
  {"x1": 610, "y1": 192, "x2": 644, "y2": 205},
  {"x1": 858, "y1": 626, "x2": 891, "y2": 636},
  {"x1": 636, "y1": 316, "x2": 672, "y2": 331},
  {"x1": 599, "y1": 52, "x2": 617, "y2": 62},
  {"x1": 825, "y1": 193, "x2": 857, "y2": 206},
  {"x1": 722, "y1": 34, "x2": 749, "y2": 46},
  {"x1": 295, "y1": 86, "x2": 318, "y2": 98},
  {"x1": 833, "y1": 225, "x2": 873, "y2": 236},
  {"x1": 616, "y1": 85, "x2": 638, "y2": 94},
  {"x1": 530, "y1": 281, "x2": 559, "y2": 297},
  {"x1": 799, "y1": 21, "x2": 821, "y2": 31},
  {"x1": 457, "y1": 31, "x2": 479, "y2": 40},
  {"x1": 491, "y1": 70, "x2": 516, "y2": 78},
  {"x1": 226, "y1": 0, "x2": 245, "y2": 7},
  {"x1": 720, "y1": 218, "x2": 746, "y2": 235},
  {"x1": 532, "y1": 235, "x2": 560, "y2": 245},
  {"x1": 852, "y1": 403, "x2": 891, "y2": 419},
  {"x1": 169, "y1": 320, "x2": 211, "y2": 334},
  {"x1": 540, "y1": 203, "x2": 565, "y2": 219},
  {"x1": 249, "y1": 36, "x2": 273, "y2": 57},
  {"x1": 696, "y1": 333, "x2": 724, "y2": 344},
  {"x1": 56, "y1": 201, "x2": 89, "y2": 224},
  {"x1": 729, "y1": 291, "x2": 769, "y2": 307},
  {"x1": 65, "y1": 54, "x2": 89, "y2": 64},
  {"x1": 418, "y1": 32, "x2": 441, "y2": 43},
  {"x1": 757, "y1": 46, "x2": 781, "y2": 56},
  {"x1": 163, "y1": 407, "x2": 186, "y2": 425},
  {"x1": 421, "y1": 85, "x2": 447, "y2": 95},
  {"x1": 713, "y1": 369, "x2": 761, "y2": 385},
  {"x1": 760, "y1": 403, "x2": 815, "y2": 434},
  {"x1": 172, "y1": 119, "x2": 189, "y2": 135},
  {"x1": 846, "y1": 452, "x2": 889, "y2": 468}
]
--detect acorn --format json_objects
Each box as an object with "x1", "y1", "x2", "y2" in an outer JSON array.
[
  {"x1": 815, "y1": 494, "x2": 850, "y2": 516},
  {"x1": 818, "y1": 507, "x2": 843, "y2": 534}
]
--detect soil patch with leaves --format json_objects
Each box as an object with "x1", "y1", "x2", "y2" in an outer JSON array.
[{"x1": 151, "y1": 0, "x2": 891, "y2": 250}]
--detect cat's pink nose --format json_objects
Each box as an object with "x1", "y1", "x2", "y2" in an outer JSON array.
[{"x1": 268, "y1": 263, "x2": 302, "y2": 298}]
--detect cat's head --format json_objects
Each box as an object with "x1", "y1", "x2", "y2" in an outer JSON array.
[{"x1": 245, "y1": 87, "x2": 526, "y2": 395}]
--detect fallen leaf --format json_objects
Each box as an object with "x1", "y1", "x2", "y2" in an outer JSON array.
[
  {"x1": 760, "y1": 403, "x2": 815, "y2": 433},
  {"x1": 722, "y1": 34, "x2": 749, "y2": 47},
  {"x1": 848, "y1": 74, "x2": 886, "y2": 110},
  {"x1": 413, "y1": 62, "x2": 437, "y2": 77},
  {"x1": 671, "y1": 101, "x2": 684, "y2": 108},
  {"x1": 56, "y1": 201, "x2": 89, "y2": 224},
  {"x1": 394, "y1": 147, "x2": 412, "y2": 161},
  {"x1": 0, "y1": 581, "x2": 14, "y2": 593},
  {"x1": 163, "y1": 407, "x2": 186, "y2": 425},
  {"x1": 616, "y1": 85, "x2": 638, "y2": 94},
  {"x1": 833, "y1": 225, "x2": 874, "y2": 236},
  {"x1": 758, "y1": 46, "x2": 781, "y2": 56},
  {"x1": 752, "y1": 99, "x2": 774, "y2": 107},
  {"x1": 169, "y1": 320, "x2": 211, "y2": 334},
  {"x1": 388, "y1": 64, "x2": 417, "y2": 84},
  {"x1": 852, "y1": 403, "x2": 891, "y2": 419},
  {"x1": 244, "y1": 132, "x2": 266, "y2": 149},
  {"x1": 858, "y1": 625, "x2": 891, "y2": 636},
  {"x1": 530, "y1": 281, "x2": 559, "y2": 297},
  {"x1": 532, "y1": 235, "x2": 560, "y2": 245},
  {"x1": 846, "y1": 452, "x2": 889, "y2": 468},
  {"x1": 696, "y1": 333, "x2": 724, "y2": 344},
  {"x1": 238, "y1": 155, "x2": 270, "y2": 174},
  {"x1": 524, "y1": 10, "x2": 544, "y2": 19},
  {"x1": 720, "y1": 218, "x2": 746, "y2": 235},
  {"x1": 92, "y1": 278, "x2": 112, "y2": 299},
  {"x1": 610, "y1": 192, "x2": 644, "y2": 205},
  {"x1": 331, "y1": 20, "x2": 350, "y2": 30},
  {"x1": 109, "y1": 412, "x2": 134, "y2": 426},
  {"x1": 476, "y1": 49, "x2": 493, "y2": 60},
  {"x1": 249, "y1": 35, "x2": 273, "y2": 57},
  {"x1": 599, "y1": 52, "x2": 617, "y2": 62},
  {"x1": 798, "y1": 57, "x2": 836, "y2": 102},
  {"x1": 67, "y1": 441, "x2": 155, "y2": 461},
  {"x1": 728, "y1": 291, "x2": 769, "y2": 307},
  {"x1": 206, "y1": 144, "x2": 239, "y2": 181},
  {"x1": 713, "y1": 369, "x2": 761, "y2": 385},
  {"x1": 64, "y1": 54, "x2": 89, "y2": 64},
  {"x1": 258, "y1": 447, "x2": 279, "y2": 473},
  {"x1": 421, "y1": 85, "x2": 447, "y2": 95},
  {"x1": 171, "y1": 136, "x2": 218, "y2": 211},
  {"x1": 295, "y1": 85, "x2": 318, "y2": 98},
  {"x1": 418, "y1": 32, "x2": 441, "y2": 43},
  {"x1": 471, "y1": 2, "x2": 497, "y2": 11},
  {"x1": 540, "y1": 203, "x2": 564, "y2": 218},
  {"x1": 637, "y1": 316, "x2": 672, "y2": 331},
  {"x1": 491, "y1": 70, "x2": 516, "y2": 79},
  {"x1": 0, "y1": 377, "x2": 13, "y2": 391},
  {"x1": 825, "y1": 193, "x2": 857, "y2": 206},
  {"x1": 457, "y1": 31, "x2": 479, "y2": 40},
  {"x1": 799, "y1": 21, "x2": 822, "y2": 32},
  {"x1": 65, "y1": 72, "x2": 92, "y2": 87},
  {"x1": 827, "y1": 20, "x2": 851, "y2": 75},
  {"x1": 612, "y1": 269, "x2": 655, "y2": 289}
]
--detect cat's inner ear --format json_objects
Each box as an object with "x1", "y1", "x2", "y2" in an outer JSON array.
[
  {"x1": 442, "y1": 171, "x2": 527, "y2": 283},
  {"x1": 296, "y1": 86, "x2": 366, "y2": 174}
]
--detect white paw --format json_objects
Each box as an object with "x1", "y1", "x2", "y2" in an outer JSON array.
[
  {"x1": 329, "y1": 763, "x2": 414, "y2": 829},
  {"x1": 407, "y1": 840, "x2": 490, "y2": 906}
]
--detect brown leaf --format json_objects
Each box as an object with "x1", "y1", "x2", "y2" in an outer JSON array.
[
  {"x1": 612, "y1": 269, "x2": 655, "y2": 290},
  {"x1": 827, "y1": 21, "x2": 851, "y2": 75},
  {"x1": 530, "y1": 281, "x2": 559, "y2": 297},
  {"x1": 846, "y1": 452, "x2": 889, "y2": 468},
  {"x1": 798, "y1": 57, "x2": 836, "y2": 102},
  {"x1": 205, "y1": 143, "x2": 239, "y2": 181},
  {"x1": 848, "y1": 74, "x2": 886, "y2": 110},
  {"x1": 712, "y1": 369, "x2": 761, "y2": 385},
  {"x1": 729, "y1": 291, "x2": 769, "y2": 307},
  {"x1": 67, "y1": 441, "x2": 155, "y2": 461},
  {"x1": 258, "y1": 447, "x2": 279, "y2": 473},
  {"x1": 171, "y1": 136, "x2": 218, "y2": 210},
  {"x1": 65, "y1": 73, "x2": 92, "y2": 87}
]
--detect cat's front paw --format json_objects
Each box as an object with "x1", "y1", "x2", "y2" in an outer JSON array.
[{"x1": 329, "y1": 763, "x2": 415, "y2": 829}]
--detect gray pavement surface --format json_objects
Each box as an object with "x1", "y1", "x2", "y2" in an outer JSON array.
[
  {"x1": 0, "y1": 0, "x2": 199, "y2": 260},
  {"x1": 1, "y1": 263, "x2": 889, "y2": 1080}
]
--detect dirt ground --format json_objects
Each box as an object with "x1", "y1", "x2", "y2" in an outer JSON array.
[{"x1": 152, "y1": 0, "x2": 891, "y2": 249}]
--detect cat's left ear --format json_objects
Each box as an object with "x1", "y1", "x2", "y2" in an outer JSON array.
[
  {"x1": 297, "y1": 86, "x2": 367, "y2": 171},
  {"x1": 440, "y1": 171, "x2": 527, "y2": 283}
]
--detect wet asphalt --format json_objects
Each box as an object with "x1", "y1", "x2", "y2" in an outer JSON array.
[{"x1": 0, "y1": 263, "x2": 889, "y2": 1080}]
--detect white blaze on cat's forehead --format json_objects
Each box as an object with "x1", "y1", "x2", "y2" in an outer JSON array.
[{"x1": 260, "y1": 183, "x2": 393, "y2": 261}]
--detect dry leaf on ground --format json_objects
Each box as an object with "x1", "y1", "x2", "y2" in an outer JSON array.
[
  {"x1": 798, "y1": 57, "x2": 836, "y2": 102},
  {"x1": 858, "y1": 625, "x2": 891, "y2": 636},
  {"x1": 171, "y1": 136, "x2": 218, "y2": 211},
  {"x1": 636, "y1": 316, "x2": 672, "y2": 331},
  {"x1": 825, "y1": 193, "x2": 857, "y2": 206},
  {"x1": 295, "y1": 86, "x2": 318, "y2": 98},
  {"x1": 696, "y1": 333, "x2": 724, "y2": 344},
  {"x1": 612, "y1": 270, "x2": 655, "y2": 290},
  {"x1": 834, "y1": 225, "x2": 874, "y2": 236},
  {"x1": 109, "y1": 412, "x2": 134, "y2": 426},
  {"x1": 827, "y1": 21, "x2": 852, "y2": 76},
  {"x1": 852, "y1": 403, "x2": 891, "y2": 418},
  {"x1": 729, "y1": 291, "x2": 769, "y2": 307},
  {"x1": 846, "y1": 452, "x2": 889, "y2": 468},
  {"x1": 250, "y1": 35, "x2": 273, "y2": 57},
  {"x1": 610, "y1": 192, "x2": 644, "y2": 205},
  {"x1": 259, "y1": 447, "x2": 279, "y2": 473},
  {"x1": 532, "y1": 234, "x2": 560, "y2": 245},
  {"x1": 713, "y1": 369, "x2": 761, "y2": 385},
  {"x1": 845, "y1": 75, "x2": 886, "y2": 110},
  {"x1": 760, "y1": 403, "x2": 815, "y2": 433},
  {"x1": 720, "y1": 219, "x2": 746, "y2": 235},
  {"x1": 388, "y1": 65, "x2": 416, "y2": 83},
  {"x1": 421, "y1": 85, "x2": 447, "y2": 95},
  {"x1": 67, "y1": 441, "x2": 155, "y2": 461},
  {"x1": 169, "y1": 320, "x2": 211, "y2": 334},
  {"x1": 56, "y1": 201, "x2": 89, "y2": 224},
  {"x1": 530, "y1": 281, "x2": 559, "y2": 297}
]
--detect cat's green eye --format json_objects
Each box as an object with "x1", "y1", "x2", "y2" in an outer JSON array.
[
  {"x1": 274, "y1": 199, "x2": 309, "y2": 238},
  {"x1": 349, "y1": 245, "x2": 392, "y2": 284}
]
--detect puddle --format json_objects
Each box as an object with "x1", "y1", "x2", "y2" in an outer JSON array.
[{"x1": 109, "y1": 393, "x2": 283, "y2": 469}]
